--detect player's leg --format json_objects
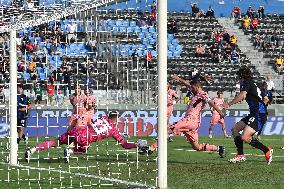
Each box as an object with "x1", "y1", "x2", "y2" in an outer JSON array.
[
  {"x1": 17, "y1": 118, "x2": 27, "y2": 144},
  {"x1": 185, "y1": 131, "x2": 225, "y2": 158},
  {"x1": 167, "y1": 107, "x2": 174, "y2": 142},
  {"x1": 229, "y1": 120, "x2": 247, "y2": 163},
  {"x1": 25, "y1": 139, "x2": 60, "y2": 163},
  {"x1": 208, "y1": 123, "x2": 214, "y2": 139},
  {"x1": 242, "y1": 116, "x2": 273, "y2": 164},
  {"x1": 220, "y1": 120, "x2": 229, "y2": 138}
]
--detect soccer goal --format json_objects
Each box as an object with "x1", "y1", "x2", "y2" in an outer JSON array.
[{"x1": 0, "y1": 0, "x2": 168, "y2": 188}]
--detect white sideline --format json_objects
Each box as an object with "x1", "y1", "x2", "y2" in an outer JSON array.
[
  {"x1": 0, "y1": 162, "x2": 155, "y2": 188},
  {"x1": 174, "y1": 149, "x2": 284, "y2": 158}
]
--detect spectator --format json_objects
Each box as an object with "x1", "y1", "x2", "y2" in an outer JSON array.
[
  {"x1": 58, "y1": 30, "x2": 67, "y2": 48},
  {"x1": 55, "y1": 88, "x2": 65, "y2": 106},
  {"x1": 191, "y1": 3, "x2": 200, "y2": 17},
  {"x1": 67, "y1": 22, "x2": 77, "y2": 43},
  {"x1": 242, "y1": 16, "x2": 251, "y2": 32},
  {"x1": 275, "y1": 55, "x2": 284, "y2": 73},
  {"x1": 206, "y1": 6, "x2": 215, "y2": 19},
  {"x1": 0, "y1": 85, "x2": 5, "y2": 103},
  {"x1": 62, "y1": 68, "x2": 71, "y2": 96},
  {"x1": 151, "y1": 1, "x2": 156, "y2": 11},
  {"x1": 246, "y1": 6, "x2": 256, "y2": 18},
  {"x1": 18, "y1": 59, "x2": 26, "y2": 73},
  {"x1": 46, "y1": 63, "x2": 56, "y2": 77},
  {"x1": 253, "y1": 34, "x2": 262, "y2": 49},
  {"x1": 258, "y1": 6, "x2": 265, "y2": 19},
  {"x1": 47, "y1": 81, "x2": 55, "y2": 105},
  {"x1": 229, "y1": 35, "x2": 238, "y2": 48},
  {"x1": 266, "y1": 76, "x2": 275, "y2": 102},
  {"x1": 89, "y1": 39, "x2": 97, "y2": 52},
  {"x1": 168, "y1": 20, "x2": 177, "y2": 34},
  {"x1": 26, "y1": 0, "x2": 35, "y2": 10},
  {"x1": 34, "y1": 83, "x2": 42, "y2": 104},
  {"x1": 231, "y1": 49, "x2": 240, "y2": 64},
  {"x1": 271, "y1": 30, "x2": 280, "y2": 47},
  {"x1": 195, "y1": 44, "x2": 206, "y2": 57},
  {"x1": 231, "y1": 6, "x2": 241, "y2": 19},
  {"x1": 222, "y1": 29, "x2": 231, "y2": 43},
  {"x1": 250, "y1": 17, "x2": 259, "y2": 32},
  {"x1": 28, "y1": 60, "x2": 36, "y2": 72}
]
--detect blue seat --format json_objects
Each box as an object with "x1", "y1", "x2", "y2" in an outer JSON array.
[
  {"x1": 129, "y1": 21, "x2": 136, "y2": 27},
  {"x1": 167, "y1": 51, "x2": 173, "y2": 58},
  {"x1": 134, "y1": 27, "x2": 140, "y2": 33},
  {"x1": 138, "y1": 33, "x2": 145, "y2": 39},
  {"x1": 173, "y1": 51, "x2": 181, "y2": 58},
  {"x1": 152, "y1": 51, "x2": 157, "y2": 57},
  {"x1": 39, "y1": 73, "x2": 47, "y2": 80},
  {"x1": 148, "y1": 27, "x2": 155, "y2": 33},
  {"x1": 141, "y1": 27, "x2": 148, "y2": 33},
  {"x1": 36, "y1": 67, "x2": 43, "y2": 74},
  {"x1": 23, "y1": 73, "x2": 30, "y2": 80}
]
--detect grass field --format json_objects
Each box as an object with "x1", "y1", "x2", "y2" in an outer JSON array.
[{"x1": 1, "y1": 135, "x2": 284, "y2": 189}]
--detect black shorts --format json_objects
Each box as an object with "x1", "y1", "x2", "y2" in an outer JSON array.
[
  {"x1": 17, "y1": 118, "x2": 27, "y2": 128},
  {"x1": 241, "y1": 113, "x2": 267, "y2": 133}
]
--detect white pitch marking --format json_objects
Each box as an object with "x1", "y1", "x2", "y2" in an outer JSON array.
[{"x1": 0, "y1": 162, "x2": 155, "y2": 188}]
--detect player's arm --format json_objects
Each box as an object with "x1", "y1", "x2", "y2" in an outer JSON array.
[
  {"x1": 208, "y1": 100, "x2": 224, "y2": 118},
  {"x1": 225, "y1": 91, "x2": 247, "y2": 108},
  {"x1": 172, "y1": 74, "x2": 191, "y2": 89}
]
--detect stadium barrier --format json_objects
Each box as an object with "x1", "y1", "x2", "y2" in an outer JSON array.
[{"x1": 0, "y1": 109, "x2": 283, "y2": 137}]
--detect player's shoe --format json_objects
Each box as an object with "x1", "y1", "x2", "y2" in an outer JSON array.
[
  {"x1": 25, "y1": 148, "x2": 32, "y2": 163},
  {"x1": 281, "y1": 147, "x2": 284, "y2": 150},
  {"x1": 64, "y1": 148, "x2": 71, "y2": 163},
  {"x1": 218, "y1": 146, "x2": 225, "y2": 158},
  {"x1": 228, "y1": 154, "x2": 246, "y2": 163},
  {"x1": 264, "y1": 147, "x2": 273, "y2": 165},
  {"x1": 225, "y1": 135, "x2": 231, "y2": 139}
]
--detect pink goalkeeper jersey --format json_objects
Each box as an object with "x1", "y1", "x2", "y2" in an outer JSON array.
[
  {"x1": 212, "y1": 97, "x2": 224, "y2": 114},
  {"x1": 69, "y1": 93, "x2": 87, "y2": 114},
  {"x1": 91, "y1": 116, "x2": 121, "y2": 141},
  {"x1": 167, "y1": 89, "x2": 178, "y2": 107},
  {"x1": 185, "y1": 90, "x2": 209, "y2": 121}
]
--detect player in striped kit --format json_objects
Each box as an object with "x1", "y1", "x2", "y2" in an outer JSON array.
[
  {"x1": 68, "y1": 84, "x2": 87, "y2": 130},
  {"x1": 209, "y1": 91, "x2": 230, "y2": 139},
  {"x1": 167, "y1": 83, "x2": 179, "y2": 142},
  {"x1": 149, "y1": 75, "x2": 226, "y2": 158},
  {"x1": 85, "y1": 88, "x2": 96, "y2": 121}
]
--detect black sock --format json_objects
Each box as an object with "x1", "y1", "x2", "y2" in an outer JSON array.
[
  {"x1": 234, "y1": 136, "x2": 244, "y2": 155},
  {"x1": 17, "y1": 137, "x2": 21, "y2": 144},
  {"x1": 22, "y1": 134, "x2": 26, "y2": 140},
  {"x1": 249, "y1": 138, "x2": 269, "y2": 153}
]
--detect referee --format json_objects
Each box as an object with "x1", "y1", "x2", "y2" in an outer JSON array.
[{"x1": 17, "y1": 84, "x2": 31, "y2": 144}]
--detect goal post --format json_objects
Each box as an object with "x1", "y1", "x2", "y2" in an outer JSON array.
[
  {"x1": 157, "y1": 0, "x2": 167, "y2": 188},
  {"x1": 9, "y1": 29, "x2": 18, "y2": 165}
]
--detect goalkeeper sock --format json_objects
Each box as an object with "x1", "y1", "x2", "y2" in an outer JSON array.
[{"x1": 234, "y1": 136, "x2": 244, "y2": 155}]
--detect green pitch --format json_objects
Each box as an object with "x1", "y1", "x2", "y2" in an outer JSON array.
[{"x1": 1, "y1": 136, "x2": 284, "y2": 189}]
